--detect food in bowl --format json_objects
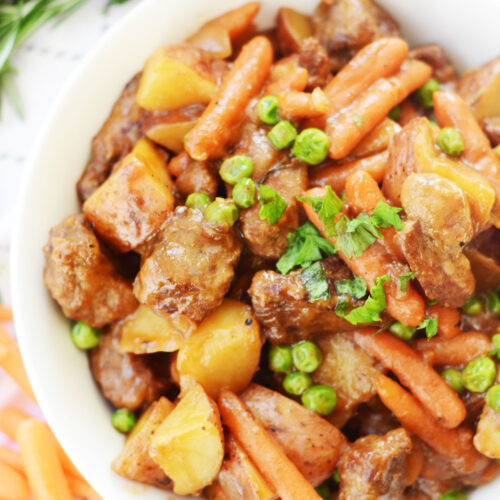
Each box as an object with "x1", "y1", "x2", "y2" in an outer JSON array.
[{"x1": 41, "y1": 0, "x2": 500, "y2": 497}]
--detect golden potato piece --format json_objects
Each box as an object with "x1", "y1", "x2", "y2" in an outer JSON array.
[
  {"x1": 240, "y1": 384, "x2": 347, "y2": 487},
  {"x1": 112, "y1": 397, "x2": 174, "y2": 489},
  {"x1": 218, "y1": 434, "x2": 277, "y2": 500},
  {"x1": 145, "y1": 121, "x2": 196, "y2": 154},
  {"x1": 150, "y1": 381, "x2": 224, "y2": 495},
  {"x1": 137, "y1": 47, "x2": 216, "y2": 111},
  {"x1": 276, "y1": 7, "x2": 313, "y2": 54},
  {"x1": 83, "y1": 138, "x2": 174, "y2": 253},
  {"x1": 474, "y1": 404, "x2": 500, "y2": 459},
  {"x1": 119, "y1": 305, "x2": 196, "y2": 354},
  {"x1": 177, "y1": 299, "x2": 262, "y2": 399},
  {"x1": 187, "y1": 24, "x2": 232, "y2": 59}
]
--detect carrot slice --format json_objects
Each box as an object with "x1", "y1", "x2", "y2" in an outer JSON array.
[
  {"x1": 218, "y1": 390, "x2": 322, "y2": 500},
  {"x1": 185, "y1": 36, "x2": 273, "y2": 160}
]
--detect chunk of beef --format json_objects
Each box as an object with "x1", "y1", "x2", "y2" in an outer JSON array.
[
  {"x1": 481, "y1": 116, "x2": 500, "y2": 147},
  {"x1": 43, "y1": 215, "x2": 137, "y2": 327},
  {"x1": 89, "y1": 321, "x2": 169, "y2": 411},
  {"x1": 133, "y1": 207, "x2": 242, "y2": 322},
  {"x1": 409, "y1": 44, "x2": 456, "y2": 83},
  {"x1": 465, "y1": 227, "x2": 500, "y2": 291},
  {"x1": 337, "y1": 428, "x2": 412, "y2": 500},
  {"x1": 175, "y1": 159, "x2": 218, "y2": 199},
  {"x1": 313, "y1": 0, "x2": 400, "y2": 73},
  {"x1": 239, "y1": 162, "x2": 307, "y2": 259},
  {"x1": 298, "y1": 37, "x2": 332, "y2": 89},
  {"x1": 398, "y1": 174, "x2": 475, "y2": 307},
  {"x1": 77, "y1": 74, "x2": 145, "y2": 202},
  {"x1": 248, "y1": 256, "x2": 365, "y2": 343}
]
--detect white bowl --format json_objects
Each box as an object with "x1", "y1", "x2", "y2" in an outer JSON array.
[{"x1": 11, "y1": 0, "x2": 500, "y2": 498}]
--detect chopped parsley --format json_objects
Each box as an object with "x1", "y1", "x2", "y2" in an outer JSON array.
[
  {"x1": 352, "y1": 113, "x2": 363, "y2": 128},
  {"x1": 259, "y1": 184, "x2": 287, "y2": 225},
  {"x1": 338, "y1": 275, "x2": 391, "y2": 325},
  {"x1": 335, "y1": 213, "x2": 382, "y2": 258},
  {"x1": 398, "y1": 271, "x2": 415, "y2": 292},
  {"x1": 334, "y1": 275, "x2": 367, "y2": 299},
  {"x1": 298, "y1": 186, "x2": 343, "y2": 237},
  {"x1": 370, "y1": 201, "x2": 403, "y2": 231},
  {"x1": 276, "y1": 222, "x2": 335, "y2": 274},
  {"x1": 418, "y1": 317, "x2": 438, "y2": 339},
  {"x1": 301, "y1": 262, "x2": 331, "y2": 301}
]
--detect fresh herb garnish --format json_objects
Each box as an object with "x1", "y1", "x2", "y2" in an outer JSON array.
[
  {"x1": 370, "y1": 201, "x2": 403, "y2": 231},
  {"x1": 276, "y1": 222, "x2": 335, "y2": 274},
  {"x1": 259, "y1": 184, "x2": 287, "y2": 225},
  {"x1": 334, "y1": 275, "x2": 367, "y2": 300},
  {"x1": 398, "y1": 271, "x2": 415, "y2": 292},
  {"x1": 301, "y1": 262, "x2": 331, "y2": 301},
  {"x1": 335, "y1": 213, "x2": 382, "y2": 258},
  {"x1": 418, "y1": 317, "x2": 438, "y2": 339}
]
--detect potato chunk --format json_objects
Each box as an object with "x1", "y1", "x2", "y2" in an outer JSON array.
[
  {"x1": 150, "y1": 382, "x2": 224, "y2": 495},
  {"x1": 137, "y1": 46, "x2": 216, "y2": 111},
  {"x1": 177, "y1": 299, "x2": 262, "y2": 399},
  {"x1": 119, "y1": 305, "x2": 196, "y2": 354},
  {"x1": 83, "y1": 139, "x2": 174, "y2": 253},
  {"x1": 276, "y1": 7, "x2": 313, "y2": 54},
  {"x1": 240, "y1": 384, "x2": 347, "y2": 487},
  {"x1": 112, "y1": 397, "x2": 174, "y2": 488},
  {"x1": 474, "y1": 404, "x2": 500, "y2": 459}
]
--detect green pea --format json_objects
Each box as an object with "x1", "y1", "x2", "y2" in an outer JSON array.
[
  {"x1": 389, "y1": 321, "x2": 417, "y2": 341},
  {"x1": 292, "y1": 341, "x2": 323, "y2": 373},
  {"x1": 185, "y1": 192, "x2": 212, "y2": 212},
  {"x1": 492, "y1": 333, "x2": 500, "y2": 350},
  {"x1": 388, "y1": 105, "x2": 401, "y2": 121},
  {"x1": 440, "y1": 491, "x2": 467, "y2": 500},
  {"x1": 436, "y1": 127, "x2": 465, "y2": 156},
  {"x1": 112, "y1": 409, "x2": 136, "y2": 434},
  {"x1": 461, "y1": 296, "x2": 483, "y2": 316},
  {"x1": 268, "y1": 120, "x2": 297, "y2": 150},
  {"x1": 269, "y1": 344, "x2": 293, "y2": 373},
  {"x1": 291, "y1": 128, "x2": 329, "y2": 165},
  {"x1": 71, "y1": 321, "x2": 101, "y2": 350},
  {"x1": 486, "y1": 384, "x2": 500, "y2": 412},
  {"x1": 415, "y1": 77, "x2": 440, "y2": 108},
  {"x1": 487, "y1": 291, "x2": 500, "y2": 314},
  {"x1": 232, "y1": 178, "x2": 257, "y2": 209},
  {"x1": 332, "y1": 469, "x2": 340, "y2": 483},
  {"x1": 258, "y1": 95, "x2": 280, "y2": 125},
  {"x1": 283, "y1": 372, "x2": 312, "y2": 396},
  {"x1": 301, "y1": 385, "x2": 337, "y2": 416},
  {"x1": 315, "y1": 481, "x2": 331, "y2": 500},
  {"x1": 219, "y1": 155, "x2": 253, "y2": 185},
  {"x1": 204, "y1": 198, "x2": 239, "y2": 226},
  {"x1": 441, "y1": 368, "x2": 464, "y2": 395},
  {"x1": 461, "y1": 356, "x2": 497, "y2": 393}
]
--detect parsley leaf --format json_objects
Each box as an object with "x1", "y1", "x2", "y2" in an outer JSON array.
[
  {"x1": 276, "y1": 222, "x2": 335, "y2": 274},
  {"x1": 418, "y1": 317, "x2": 438, "y2": 339},
  {"x1": 335, "y1": 275, "x2": 367, "y2": 299},
  {"x1": 259, "y1": 185, "x2": 287, "y2": 225},
  {"x1": 301, "y1": 262, "x2": 331, "y2": 301},
  {"x1": 398, "y1": 271, "x2": 415, "y2": 292},
  {"x1": 335, "y1": 299, "x2": 349, "y2": 317},
  {"x1": 341, "y1": 275, "x2": 391, "y2": 325},
  {"x1": 370, "y1": 201, "x2": 403, "y2": 231},
  {"x1": 335, "y1": 213, "x2": 382, "y2": 258},
  {"x1": 352, "y1": 113, "x2": 363, "y2": 128},
  {"x1": 427, "y1": 300, "x2": 437, "y2": 306}
]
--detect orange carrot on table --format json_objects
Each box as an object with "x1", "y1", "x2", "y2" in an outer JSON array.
[
  {"x1": 354, "y1": 328, "x2": 466, "y2": 428},
  {"x1": 433, "y1": 89, "x2": 500, "y2": 227},
  {"x1": 310, "y1": 150, "x2": 388, "y2": 193},
  {"x1": 415, "y1": 331, "x2": 491, "y2": 367},
  {"x1": 302, "y1": 186, "x2": 425, "y2": 326},
  {"x1": 0, "y1": 305, "x2": 13, "y2": 322},
  {"x1": 218, "y1": 390, "x2": 322, "y2": 500},
  {"x1": 206, "y1": 2, "x2": 260, "y2": 40},
  {"x1": 0, "y1": 446, "x2": 24, "y2": 474},
  {"x1": 277, "y1": 88, "x2": 329, "y2": 119},
  {"x1": 0, "y1": 327, "x2": 35, "y2": 401},
  {"x1": 327, "y1": 59, "x2": 432, "y2": 160},
  {"x1": 266, "y1": 65, "x2": 308, "y2": 95},
  {"x1": 66, "y1": 475, "x2": 102, "y2": 500},
  {"x1": 185, "y1": 36, "x2": 273, "y2": 161},
  {"x1": 425, "y1": 304, "x2": 461, "y2": 339},
  {"x1": 17, "y1": 419, "x2": 72, "y2": 500},
  {"x1": 375, "y1": 374, "x2": 487, "y2": 474},
  {"x1": 0, "y1": 460, "x2": 29, "y2": 500}
]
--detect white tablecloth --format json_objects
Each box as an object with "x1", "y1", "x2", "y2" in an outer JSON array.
[{"x1": 0, "y1": 0, "x2": 143, "y2": 451}]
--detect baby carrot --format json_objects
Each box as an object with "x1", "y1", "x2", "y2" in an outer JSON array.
[
  {"x1": 0, "y1": 446, "x2": 24, "y2": 474},
  {"x1": 0, "y1": 305, "x2": 13, "y2": 322},
  {"x1": 310, "y1": 151, "x2": 388, "y2": 193},
  {"x1": 426, "y1": 305, "x2": 461, "y2": 339},
  {"x1": 185, "y1": 36, "x2": 273, "y2": 160},
  {"x1": 266, "y1": 66, "x2": 308, "y2": 95},
  {"x1": 206, "y1": 2, "x2": 260, "y2": 40},
  {"x1": 415, "y1": 331, "x2": 491, "y2": 367},
  {"x1": 277, "y1": 88, "x2": 328, "y2": 119},
  {"x1": 328, "y1": 59, "x2": 432, "y2": 159},
  {"x1": 350, "y1": 117, "x2": 402, "y2": 158},
  {"x1": 398, "y1": 99, "x2": 420, "y2": 126},
  {"x1": 375, "y1": 374, "x2": 488, "y2": 474},
  {"x1": 17, "y1": 419, "x2": 72, "y2": 500},
  {"x1": 353, "y1": 328, "x2": 466, "y2": 428},
  {"x1": 66, "y1": 475, "x2": 102, "y2": 500},
  {"x1": 0, "y1": 460, "x2": 29, "y2": 500},
  {"x1": 405, "y1": 438, "x2": 424, "y2": 486},
  {"x1": 167, "y1": 151, "x2": 190, "y2": 178},
  {"x1": 218, "y1": 390, "x2": 322, "y2": 500}
]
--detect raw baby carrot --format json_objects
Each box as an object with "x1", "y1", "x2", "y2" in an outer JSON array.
[
  {"x1": 426, "y1": 304, "x2": 461, "y2": 339},
  {"x1": 218, "y1": 390, "x2": 322, "y2": 500},
  {"x1": 185, "y1": 36, "x2": 273, "y2": 161},
  {"x1": 277, "y1": 88, "x2": 328, "y2": 119},
  {"x1": 354, "y1": 328, "x2": 466, "y2": 428},
  {"x1": 0, "y1": 460, "x2": 29, "y2": 500}
]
